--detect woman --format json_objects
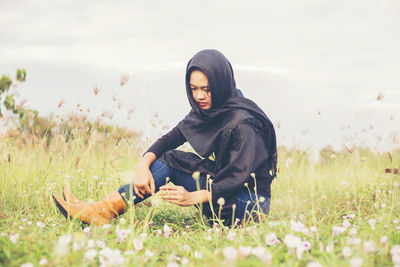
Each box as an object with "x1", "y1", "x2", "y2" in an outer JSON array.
[{"x1": 53, "y1": 49, "x2": 277, "y2": 227}]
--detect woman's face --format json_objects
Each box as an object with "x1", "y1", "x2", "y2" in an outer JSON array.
[{"x1": 190, "y1": 70, "x2": 212, "y2": 110}]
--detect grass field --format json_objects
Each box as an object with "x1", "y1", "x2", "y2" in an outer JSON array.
[{"x1": 1, "y1": 126, "x2": 400, "y2": 267}]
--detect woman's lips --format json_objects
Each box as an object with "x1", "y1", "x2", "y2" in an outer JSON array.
[{"x1": 198, "y1": 102, "x2": 207, "y2": 107}]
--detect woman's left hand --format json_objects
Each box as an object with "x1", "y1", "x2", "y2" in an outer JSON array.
[{"x1": 160, "y1": 184, "x2": 195, "y2": 207}]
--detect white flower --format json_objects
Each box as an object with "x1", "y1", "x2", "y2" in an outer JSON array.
[
  {"x1": 347, "y1": 237, "x2": 362, "y2": 246},
  {"x1": 342, "y1": 220, "x2": 351, "y2": 229},
  {"x1": 157, "y1": 229, "x2": 162, "y2": 237},
  {"x1": 223, "y1": 247, "x2": 237, "y2": 261},
  {"x1": 347, "y1": 214, "x2": 356, "y2": 219},
  {"x1": 394, "y1": 218, "x2": 399, "y2": 224},
  {"x1": 39, "y1": 258, "x2": 48, "y2": 265},
  {"x1": 140, "y1": 233, "x2": 147, "y2": 241},
  {"x1": 239, "y1": 246, "x2": 252, "y2": 257},
  {"x1": 290, "y1": 220, "x2": 306, "y2": 233},
  {"x1": 227, "y1": 231, "x2": 236, "y2": 241},
  {"x1": 164, "y1": 224, "x2": 172, "y2": 238},
  {"x1": 391, "y1": 245, "x2": 400, "y2": 255},
  {"x1": 332, "y1": 226, "x2": 346, "y2": 237},
  {"x1": 166, "y1": 262, "x2": 179, "y2": 267},
  {"x1": 84, "y1": 249, "x2": 97, "y2": 261},
  {"x1": 133, "y1": 238, "x2": 143, "y2": 251},
  {"x1": 349, "y1": 257, "x2": 363, "y2": 267},
  {"x1": 20, "y1": 263, "x2": 34, "y2": 267},
  {"x1": 284, "y1": 234, "x2": 302, "y2": 249},
  {"x1": 27, "y1": 221, "x2": 32, "y2": 226},
  {"x1": 183, "y1": 244, "x2": 190, "y2": 252},
  {"x1": 326, "y1": 243, "x2": 334, "y2": 253},
  {"x1": 363, "y1": 240, "x2": 376, "y2": 254},
  {"x1": 36, "y1": 221, "x2": 45, "y2": 229},
  {"x1": 181, "y1": 257, "x2": 189, "y2": 265},
  {"x1": 380, "y1": 235, "x2": 388, "y2": 245},
  {"x1": 269, "y1": 221, "x2": 280, "y2": 227},
  {"x1": 349, "y1": 227, "x2": 357, "y2": 236},
  {"x1": 393, "y1": 254, "x2": 400, "y2": 265},
  {"x1": 310, "y1": 226, "x2": 317, "y2": 233},
  {"x1": 54, "y1": 234, "x2": 72, "y2": 256},
  {"x1": 96, "y1": 240, "x2": 106, "y2": 248},
  {"x1": 368, "y1": 219, "x2": 376, "y2": 230},
  {"x1": 86, "y1": 239, "x2": 95, "y2": 249},
  {"x1": 265, "y1": 233, "x2": 280, "y2": 246},
  {"x1": 217, "y1": 197, "x2": 225, "y2": 206},
  {"x1": 302, "y1": 240, "x2": 312, "y2": 251},
  {"x1": 206, "y1": 236, "x2": 212, "y2": 240},
  {"x1": 99, "y1": 247, "x2": 125, "y2": 266},
  {"x1": 145, "y1": 249, "x2": 154, "y2": 257},
  {"x1": 73, "y1": 240, "x2": 85, "y2": 251},
  {"x1": 83, "y1": 226, "x2": 90, "y2": 234},
  {"x1": 307, "y1": 262, "x2": 322, "y2": 267},
  {"x1": 251, "y1": 246, "x2": 271, "y2": 262},
  {"x1": 194, "y1": 251, "x2": 203, "y2": 259},
  {"x1": 10, "y1": 233, "x2": 19, "y2": 244},
  {"x1": 342, "y1": 246, "x2": 352, "y2": 257},
  {"x1": 285, "y1": 157, "x2": 293, "y2": 168},
  {"x1": 119, "y1": 218, "x2": 126, "y2": 225},
  {"x1": 116, "y1": 228, "x2": 129, "y2": 243}
]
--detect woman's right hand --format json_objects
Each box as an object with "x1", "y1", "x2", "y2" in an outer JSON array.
[{"x1": 133, "y1": 152, "x2": 156, "y2": 199}]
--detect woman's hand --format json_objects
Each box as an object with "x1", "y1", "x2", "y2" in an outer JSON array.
[
  {"x1": 160, "y1": 184, "x2": 195, "y2": 207},
  {"x1": 133, "y1": 152, "x2": 156, "y2": 199}
]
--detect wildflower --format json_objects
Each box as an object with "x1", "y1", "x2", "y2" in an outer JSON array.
[
  {"x1": 347, "y1": 214, "x2": 356, "y2": 219},
  {"x1": 183, "y1": 244, "x2": 191, "y2": 252},
  {"x1": 363, "y1": 240, "x2": 376, "y2": 254},
  {"x1": 332, "y1": 226, "x2": 346, "y2": 237},
  {"x1": 145, "y1": 249, "x2": 154, "y2": 257},
  {"x1": 290, "y1": 220, "x2": 306, "y2": 233},
  {"x1": 163, "y1": 224, "x2": 172, "y2": 238},
  {"x1": 285, "y1": 157, "x2": 293, "y2": 168},
  {"x1": 368, "y1": 219, "x2": 376, "y2": 230},
  {"x1": 119, "y1": 218, "x2": 126, "y2": 225},
  {"x1": 36, "y1": 221, "x2": 45, "y2": 231},
  {"x1": 259, "y1": 197, "x2": 265, "y2": 203},
  {"x1": 156, "y1": 229, "x2": 162, "y2": 237},
  {"x1": 20, "y1": 263, "x2": 34, "y2": 267},
  {"x1": 27, "y1": 221, "x2": 32, "y2": 226},
  {"x1": 265, "y1": 233, "x2": 280, "y2": 246},
  {"x1": 394, "y1": 218, "x2": 399, "y2": 224},
  {"x1": 206, "y1": 236, "x2": 212, "y2": 240},
  {"x1": 393, "y1": 254, "x2": 400, "y2": 265},
  {"x1": 133, "y1": 238, "x2": 143, "y2": 251},
  {"x1": 83, "y1": 226, "x2": 90, "y2": 234},
  {"x1": 86, "y1": 239, "x2": 95, "y2": 249},
  {"x1": 302, "y1": 240, "x2": 311, "y2": 251},
  {"x1": 181, "y1": 257, "x2": 189, "y2": 265},
  {"x1": 9, "y1": 233, "x2": 19, "y2": 243},
  {"x1": 342, "y1": 219, "x2": 351, "y2": 229},
  {"x1": 166, "y1": 263, "x2": 179, "y2": 267},
  {"x1": 84, "y1": 249, "x2": 97, "y2": 261},
  {"x1": 390, "y1": 245, "x2": 400, "y2": 256},
  {"x1": 307, "y1": 262, "x2": 322, "y2": 267},
  {"x1": 96, "y1": 240, "x2": 106, "y2": 248},
  {"x1": 39, "y1": 258, "x2": 48, "y2": 265},
  {"x1": 251, "y1": 246, "x2": 270, "y2": 262},
  {"x1": 310, "y1": 226, "x2": 317, "y2": 233},
  {"x1": 116, "y1": 228, "x2": 129, "y2": 243},
  {"x1": 342, "y1": 247, "x2": 352, "y2": 258},
  {"x1": 73, "y1": 240, "x2": 85, "y2": 251},
  {"x1": 380, "y1": 235, "x2": 388, "y2": 245},
  {"x1": 99, "y1": 247, "x2": 125, "y2": 266},
  {"x1": 349, "y1": 227, "x2": 357, "y2": 236},
  {"x1": 349, "y1": 257, "x2": 363, "y2": 267},
  {"x1": 217, "y1": 197, "x2": 225, "y2": 206},
  {"x1": 239, "y1": 246, "x2": 252, "y2": 257},
  {"x1": 223, "y1": 247, "x2": 237, "y2": 261},
  {"x1": 284, "y1": 234, "x2": 302, "y2": 249},
  {"x1": 140, "y1": 233, "x2": 147, "y2": 241},
  {"x1": 54, "y1": 234, "x2": 72, "y2": 256},
  {"x1": 326, "y1": 243, "x2": 334, "y2": 253},
  {"x1": 194, "y1": 251, "x2": 203, "y2": 259},
  {"x1": 347, "y1": 237, "x2": 362, "y2": 246},
  {"x1": 227, "y1": 231, "x2": 236, "y2": 241}
]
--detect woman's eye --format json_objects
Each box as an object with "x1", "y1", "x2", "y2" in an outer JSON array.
[{"x1": 191, "y1": 87, "x2": 196, "y2": 91}]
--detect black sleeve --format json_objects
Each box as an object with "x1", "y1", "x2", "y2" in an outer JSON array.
[
  {"x1": 209, "y1": 123, "x2": 257, "y2": 201},
  {"x1": 145, "y1": 126, "x2": 187, "y2": 158}
]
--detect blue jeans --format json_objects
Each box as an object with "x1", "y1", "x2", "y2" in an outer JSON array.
[{"x1": 118, "y1": 160, "x2": 270, "y2": 223}]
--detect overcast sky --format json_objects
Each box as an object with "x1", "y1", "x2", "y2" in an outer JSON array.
[{"x1": 1, "y1": 0, "x2": 399, "y2": 153}]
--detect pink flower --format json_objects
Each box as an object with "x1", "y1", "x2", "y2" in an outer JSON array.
[
  {"x1": 251, "y1": 246, "x2": 270, "y2": 262},
  {"x1": 342, "y1": 220, "x2": 351, "y2": 229},
  {"x1": 84, "y1": 249, "x2": 97, "y2": 261},
  {"x1": 227, "y1": 231, "x2": 236, "y2": 241},
  {"x1": 380, "y1": 236, "x2": 388, "y2": 245},
  {"x1": 307, "y1": 261, "x2": 322, "y2": 267},
  {"x1": 284, "y1": 234, "x2": 302, "y2": 249},
  {"x1": 9, "y1": 233, "x2": 19, "y2": 244},
  {"x1": 265, "y1": 233, "x2": 280, "y2": 246},
  {"x1": 133, "y1": 238, "x2": 143, "y2": 251},
  {"x1": 290, "y1": 220, "x2": 306, "y2": 233},
  {"x1": 391, "y1": 245, "x2": 400, "y2": 256}
]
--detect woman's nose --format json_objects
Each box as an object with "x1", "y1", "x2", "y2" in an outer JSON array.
[{"x1": 195, "y1": 90, "x2": 205, "y2": 100}]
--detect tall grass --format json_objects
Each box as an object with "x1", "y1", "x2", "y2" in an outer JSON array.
[{"x1": 1, "y1": 121, "x2": 400, "y2": 267}]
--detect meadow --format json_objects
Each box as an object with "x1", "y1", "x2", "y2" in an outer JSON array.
[{"x1": 0, "y1": 118, "x2": 400, "y2": 267}]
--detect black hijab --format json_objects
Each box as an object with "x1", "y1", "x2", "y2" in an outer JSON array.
[{"x1": 177, "y1": 49, "x2": 277, "y2": 178}]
